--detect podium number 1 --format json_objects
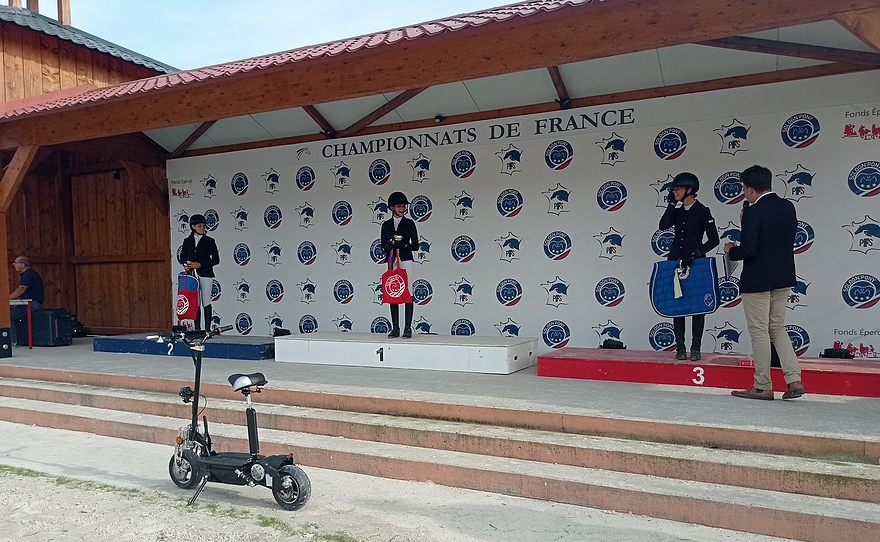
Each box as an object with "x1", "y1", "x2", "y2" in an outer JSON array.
[{"x1": 692, "y1": 366, "x2": 705, "y2": 385}]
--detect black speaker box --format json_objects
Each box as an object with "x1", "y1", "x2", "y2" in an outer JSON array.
[
  {"x1": 0, "y1": 328, "x2": 11, "y2": 357},
  {"x1": 31, "y1": 309, "x2": 74, "y2": 347}
]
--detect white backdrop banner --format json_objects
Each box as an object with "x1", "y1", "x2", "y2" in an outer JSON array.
[{"x1": 167, "y1": 70, "x2": 880, "y2": 359}]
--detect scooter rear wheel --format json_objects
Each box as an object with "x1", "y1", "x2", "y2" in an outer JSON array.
[
  {"x1": 169, "y1": 449, "x2": 205, "y2": 489},
  {"x1": 273, "y1": 464, "x2": 311, "y2": 510}
]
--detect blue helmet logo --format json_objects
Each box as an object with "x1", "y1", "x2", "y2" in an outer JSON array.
[
  {"x1": 296, "y1": 166, "x2": 316, "y2": 191},
  {"x1": 542, "y1": 320, "x2": 571, "y2": 348},
  {"x1": 369, "y1": 159, "x2": 391, "y2": 185},
  {"x1": 451, "y1": 318, "x2": 476, "y2": 336},
  {"x1": 653, "y1": 128, "x2": 687, "y2": 160},
  {"x1": 781, "y1": 113, "x2": 820, "y2": 148},
  {"x1": 298, "y1": 314, "x2": 318, "y2": 333},
  {"x1": 235, "y1": 312, "x2": 253, "y2": 335},
  {"x1": 231, "y1": 172, "x2": 249, "y2": 196}
]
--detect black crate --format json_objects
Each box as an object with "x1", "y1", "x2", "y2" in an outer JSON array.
[{"x1": 31, "y1": 309, "x2": 74, "y2": 347}]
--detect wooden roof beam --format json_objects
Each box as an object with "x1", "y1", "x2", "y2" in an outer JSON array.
[
  {"x1": 302, "y1": 105, "x2": 337, "y2": 139},
  {"x1": 701, "y1": 36, "x2": 880, "y2": 66},
  {"x1": 835, "y1": 8, "x2": 880, "y2": 52},
  {"x1": 120, "y1": 160, "x2": 169, "y2": 216},
  {"x1": 336, "y1": 88, "x2": 426, "y2": 139},
  {"x1": 4, "y1": 0, "x2": 880, "y2": 149},
  {"x1": 0, "y1": 145, "x2": 40, "y2": 212},
  {"x1": 179, "y1": 62, "x2": 869, "y2": 159},
  {"x1": 547, "y1": 66, "x2": 571, "y2": 110},
  {"x1": 170, "y1": 120, "x2": 216, "y2": 159},
  {"x1": 55, "y1": 133, "x2": 167, "y2": 167}
]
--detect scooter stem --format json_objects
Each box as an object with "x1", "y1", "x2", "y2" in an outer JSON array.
[
  {"x1": 246, "y1": 406, "x2": 260, "y2": 456},
  {"x1": 190, "y1": 349, "x2": 203, "y2": 438}
]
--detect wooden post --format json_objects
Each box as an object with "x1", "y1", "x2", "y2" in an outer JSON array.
[
  {"x1": 9, "y1": 1, "x2": 23, "y2": 9},
  {"x1": 0, "y1": 146, "x2": 40, "y2": 330},
  {"x1": 0, "y1": 211, "x2": 8, "y2": 329},
  {"x1": 57, "y1": 0, "x2": 70, "y2": 25},
  {"x1": 26, "y1": 0, "x2": 38, "y2": 13}
]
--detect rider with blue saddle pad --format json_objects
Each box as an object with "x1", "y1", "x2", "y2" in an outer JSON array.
[{"x1": 657, "y1": 172, "x2": 720, "y2": 361}]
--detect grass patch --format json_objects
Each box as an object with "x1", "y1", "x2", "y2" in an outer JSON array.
[
  {"x1": 316, "y1": 533, "x2": 359, "y2": 542},
  {"x1": 1, "y1": 463, "x2": 359, "y2": 542},
  {"x1": 258, "y1": 514, "x2": 299, "y2": 536}
]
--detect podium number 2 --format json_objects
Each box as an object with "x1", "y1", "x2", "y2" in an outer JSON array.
[{"x1": 692, "y1": 366, "x2": 705, "y2": 385}]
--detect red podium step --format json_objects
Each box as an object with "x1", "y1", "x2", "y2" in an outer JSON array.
[{"x1": 537, "y1": 348, "x2": 880, "y2": 398}]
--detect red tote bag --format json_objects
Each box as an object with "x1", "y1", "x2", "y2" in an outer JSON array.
[
  {"x1": 176, "y1": 271, "x2": 200, "y2": 323},
  {"x1": 381, "y1": 250, "x2": 412, "y2": 305}
]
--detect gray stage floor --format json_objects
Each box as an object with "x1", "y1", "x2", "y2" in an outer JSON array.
[{"x1": 4, "y1": 338, "x2": 880, "y2": 442}]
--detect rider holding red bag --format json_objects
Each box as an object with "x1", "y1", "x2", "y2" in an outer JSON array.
[{"x1": 380, "y1": 192, "x2": 418, "y2": 338}]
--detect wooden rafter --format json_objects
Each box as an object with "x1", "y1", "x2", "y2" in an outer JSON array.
[
  {"x1": 336, "y1": 88, "x2": 427, "y2": 139},
  {"x1": 302, "y1": 105, "x2": 337, "y2": 138},
  {"x1": 119, "y1": 160, "x2": 169, "y2": 216},
  {"x1": 4, "y1": 0, "x2": 880, "y2": 149},
  {"x1": 179, "y1": 62, "x2": 868, "y2": 160},
  {"x1": 170, "y1": 120, "x2": 216, "y2": 159},
  {"x1": 0, "y1": 145, "x2": 40, "y2": 212},
  {"x1": 835, "y1": 8, "x2": 880, "y2": 52},
  {"x1": 546, "y1": 66, "x2": 571, "y2": 109},
  {"x1": 55, "y1": 133, "x2": 166, "y2": 167},
  {"x1": 701, "y1": 36, "x2": 880, "y2": 66}
]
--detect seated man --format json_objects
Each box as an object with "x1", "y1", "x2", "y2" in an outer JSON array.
[{"x1": 9, "y1": 256, "x2": 44, "y2": 345}]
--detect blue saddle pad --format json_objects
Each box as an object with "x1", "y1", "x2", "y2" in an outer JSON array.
[{"x1": 649, "y1": 257, "x2": 720, "y2": 317}]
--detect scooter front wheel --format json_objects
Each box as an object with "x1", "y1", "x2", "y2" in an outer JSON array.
[
  {"x1": 169, "y1": 449, "x2": 205, "y2": 489},
  {"x1": 273, "y1": 464, "x2": 311, "y2": 510}
]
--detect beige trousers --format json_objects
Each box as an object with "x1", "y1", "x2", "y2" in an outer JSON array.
[{"x1": 741, "y1": 287, "x2": 801, "y2": 389}]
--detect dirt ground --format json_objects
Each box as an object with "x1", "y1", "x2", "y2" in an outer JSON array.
[{"x1": 0, "y1": 422, "x2": 789, "y2": 542}]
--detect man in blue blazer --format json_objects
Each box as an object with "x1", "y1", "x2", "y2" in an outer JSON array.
[{"x1": 724, "y1": 166, "x2": 805, "y2": 401}]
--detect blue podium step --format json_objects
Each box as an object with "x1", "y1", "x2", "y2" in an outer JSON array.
[{"x1": 93, "y1": 333, "x2": 274, "y2": 360}]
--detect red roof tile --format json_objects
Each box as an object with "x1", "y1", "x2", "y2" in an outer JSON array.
[{"x1": 0, "y1": 0, "x2": 592, "y2": 120}]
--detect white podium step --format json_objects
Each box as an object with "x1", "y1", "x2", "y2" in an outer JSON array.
[{"x1": 274, "y1": 332, "x2": 536, "y2": 374}]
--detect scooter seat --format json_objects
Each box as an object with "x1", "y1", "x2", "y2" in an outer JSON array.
[{"x1": 228, "y1": 372, "x2": 268, "y2": 391}]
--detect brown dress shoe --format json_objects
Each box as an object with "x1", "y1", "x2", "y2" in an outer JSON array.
[
  {"x1": 782, "y1": 381, "x2": 805, "y2": 400},
  {"x1": 731, "y1": 386, "x2": 774, "y2": 400}
]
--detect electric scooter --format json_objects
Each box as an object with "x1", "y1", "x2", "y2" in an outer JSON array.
[{"x1": 148, "y1": 325, "x2": 311, "y2": 510}]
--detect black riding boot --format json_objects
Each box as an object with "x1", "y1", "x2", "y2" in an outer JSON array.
[
  {"x1": 388, "y1": 304, "x2": 400, "y2": 338},
  {"x1": 204, "y1": 304, "x2": 213, "y2": 331},
  {"x1": 194, "y1": 307, "x2": 202, "y2": 330},
  {"x1": 402, "y1": 303, "x2": 413, "y2": 338},
  {"x1": 673, "y1": 317, "x2": 686, "y2": 358},
  {"x1": 690, "y1": 314, "x2": 704, "y2": 360}
]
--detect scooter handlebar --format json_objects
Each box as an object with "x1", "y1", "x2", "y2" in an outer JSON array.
[{"x1": 147, "y1": 325, "x2": 232, "y2": 346}]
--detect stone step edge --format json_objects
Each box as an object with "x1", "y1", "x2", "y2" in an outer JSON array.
[
  {"x1": 0, "y1": 401, "x2": 877, "y2": 542},
  {"x1": 2, "y1": 378, "x2": 879, "y2": 505},
  {"x1": 0, "y1": 365, "x2": 877, "y2": 464}
]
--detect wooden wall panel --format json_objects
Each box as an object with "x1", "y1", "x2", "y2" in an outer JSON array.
[
  {"x1": 20, "y1": 24, "x2": 40, "y2": 97},
  {"x1": 68, "y1": 169, "x2": 171, "y2": 333},
  {"x1": 57, "y1": 38, "x2": 76, "y2": 90},
  {"x1": 2, "y1": 22, "x2": 164, "y2": 104},
  {"x1": 39, "y1": 33, "x2": 60, "y2": 93},
  {"x1": 2, "y1": 22, "x2": 172, "y2": 333},
  {"x1": 73, "y1": 43, "x2": 91, "y2": 87},
  {"x1": 3, "y1": 24, "x2": 24, "y2": 101},
  {"x1": 0, "y1": 24, "x2": 6, "y2": 97}
]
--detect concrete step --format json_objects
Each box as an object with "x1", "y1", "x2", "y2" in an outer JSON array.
[
  {"x1": 2, "y1": 365, "x2": 879, "y2": 465},
  {"x1": 0, "y1": 394, "x2": 878, "y2": 542},
  {"x1": 2, "y1": 376, "x2": 880, "y2": 506},
  {"x1": 1, "y1": 378, "x2": 880, "y2": 541}
]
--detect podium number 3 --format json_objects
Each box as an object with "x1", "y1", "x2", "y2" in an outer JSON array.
[{"x1": 692, "y1": 366, "x2": 705, "y2": 385}]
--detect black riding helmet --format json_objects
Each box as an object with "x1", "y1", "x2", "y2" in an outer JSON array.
[
  {"x1": 388, "y1": 191, "x2": 409, "y2": 206},
  {"x1": 189, "y1": 214, "x2": 207, "y2": 227},
  {"x1": 671, "y1": 172, "x2": 699, "y2": 195}
]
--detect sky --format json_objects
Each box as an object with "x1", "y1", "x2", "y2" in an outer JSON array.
[{"x1": 35, "y1": 0, "x2": 507, "y2": 70}]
